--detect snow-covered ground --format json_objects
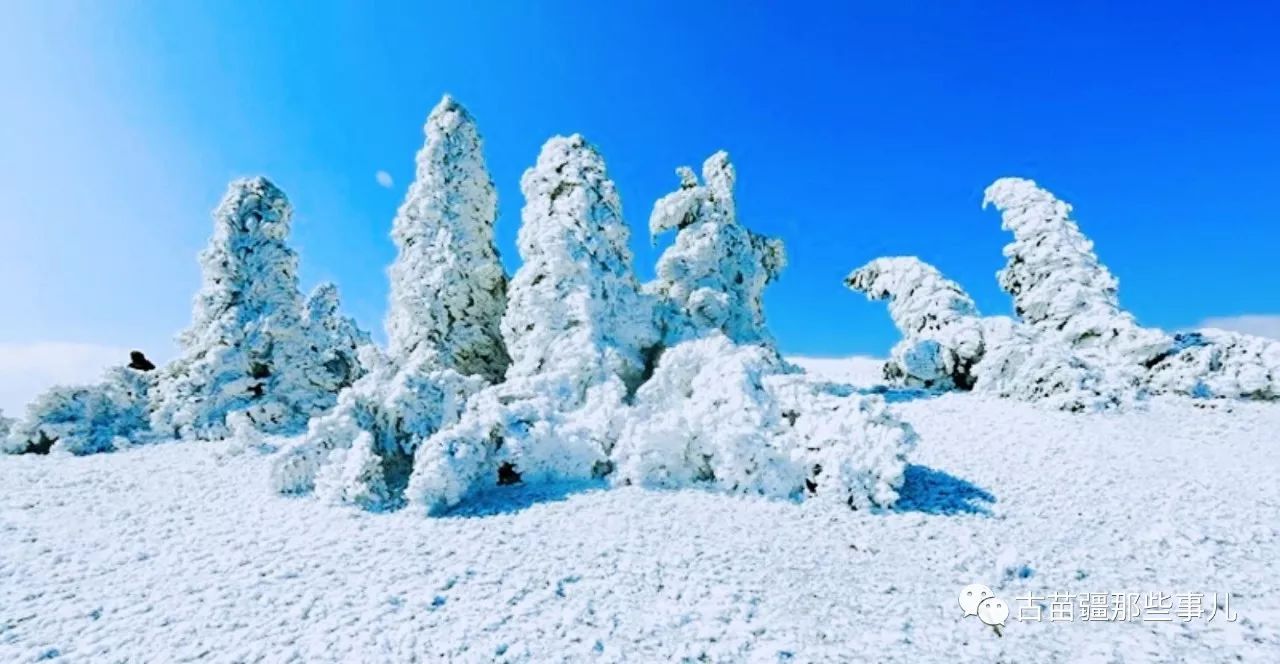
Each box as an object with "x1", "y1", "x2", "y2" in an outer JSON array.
[{"x1": 2, "y1": 358, "x2": 1278, "y2": 662}]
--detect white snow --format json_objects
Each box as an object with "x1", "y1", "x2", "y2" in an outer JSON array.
[{"x1": 3, "y1": 383, "x2": 1276, "y2": 662}]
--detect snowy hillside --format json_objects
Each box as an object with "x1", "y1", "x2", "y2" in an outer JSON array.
[
  {"x1": 3, "y1": 381, "x2": 1277, "y2": 662},
  {"x1": 3, "y1": 92, "x2": 1278, "y2": 662}
]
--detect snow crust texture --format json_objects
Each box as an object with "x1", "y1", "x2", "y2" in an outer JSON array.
[{"x1": 4, "y1": 392, "x2": 1276, "y2": 662}]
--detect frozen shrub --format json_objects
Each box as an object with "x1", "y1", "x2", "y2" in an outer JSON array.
[
  {"x1": 152, "y1": 177, "x2": 361, "y2": 440},
  {"x1": 408, "y1": 134, "x2": 658, "y2": 514},
  {"x1": 846, "y1": 257, "x2": 986, "y2": 389},
  {"x1": 612, "y1": 333, "x2": 915, "y2": 509},
  {"x1": 4, "y1": 367, "x2": 153, "y2": 455},
  {"x1": 1146, "y1": 329, "x2": 1280, "y2": 400},
  {"x1": 271, "y1": 347, "x2": 484, "y2": 509},
  {"x1": 385, "y1": 94, "x2": 509, "y2": 381},
  {"x1": 648, "y1": 151, "x2": 785, "y2": 347}
]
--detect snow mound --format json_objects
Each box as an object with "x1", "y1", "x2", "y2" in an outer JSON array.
[
  {"x1": 1147, "y1": 329, "x2": 1280, "y2": 400},
  {"x1": 614, "y1": 334, "x2": 914, "y2": 509}
]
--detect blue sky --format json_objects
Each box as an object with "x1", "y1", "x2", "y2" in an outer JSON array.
[{"x1": 1, "y1": 1, "x2": 1277, "y2": 398}]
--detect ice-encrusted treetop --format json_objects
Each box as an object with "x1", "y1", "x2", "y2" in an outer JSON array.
[
  {"x1": 180, "y1": 176, "x2": 302, "y2": 352},
  {"x1": 845, "y1": 256, "x2": 979, "y2": 337},
  {"x1": 503, "y1": 134, "x2": 656, "y2": 388},
  {"x1": 982, "y1": 177, "x2": 1168, "y2": 363},
  {"x1": 385, "y1": 95, "x2": 509, "y2": 380},
  {"x1": 845, "y1": 256, "x2": 986, "y2": 390},
  {"x1": 151, "y1": 177, "x2": 351, "y2": 439},
  {"x1": 648, "y1": 151, "x2": 785, "y2": 346},
  {"x1": 303, "y1": 282, "x2": 370, "y2": 392}
]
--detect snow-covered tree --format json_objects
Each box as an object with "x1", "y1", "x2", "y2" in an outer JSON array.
[
  {"x1": 846, "y1": 257, "x2": 986, "y2": 389},
  {"x1": 385, "y1": 94, "x2": 509, "y2": 381},
  {"x1": 982, "y1": 177, "x2": 1171, "y2": 366},
  {"x1": 151, "y1": 176, "x2": 356, "y2": 440},
  {"x1": 302, "y1": 282, "x2": 370, "y2": 394},
  {"x1": 407, "y1": 134, "x2": 658, "y2": 514},
  {"x1": 648, "y1": 151, "x2": 785, "y2": 347},
  {"x1": 273, "y1": 97, "x2": 508, "y2": 507},
  {"x1": 4, "y1": 366, "x2": 153, "y2": 455},
  {"x1": 0, "y1": 409, "x2": 11, "y2": 442}
]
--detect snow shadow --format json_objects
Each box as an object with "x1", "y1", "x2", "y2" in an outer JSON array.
[
  {"x1": 893, "y1": 464, "x2": 995, "y2": 515},
  {"x1": 440, "y1": 479, "x2": 608, "y2": 518},
  {"x1": 818, "y1": 382, "x2": 942, "y2": 404}
]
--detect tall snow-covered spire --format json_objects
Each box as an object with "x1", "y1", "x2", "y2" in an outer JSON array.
[
  {"x1": 151, "y1": 177, "x2": 346, "y2": 439},
  {"x1": 385, "y1": 94, "x2": 509, "y2": 380},
  {"x1": 503, "y1": 133, "x2": 656, "y2": 388},
  {"x1": 982, "y1": 177, "x2": 1169, "y2": 364},
  {"x1": 648, "y1": 151, "x2": 785, "y2": 347}
]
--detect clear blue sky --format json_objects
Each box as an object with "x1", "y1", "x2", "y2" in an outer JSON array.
[{"x1": 2, "y1": 1, "x2": 1277, "y2": 360}]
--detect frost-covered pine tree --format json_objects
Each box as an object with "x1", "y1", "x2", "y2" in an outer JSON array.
[
  {"x1": 846, "y1": 257, "x2": 987, "y2": 389},
  {"x1": 982, "y1": 177, "x2": 1171, "y2": 366},
  {"x1": 4, "y1": 366, "x2": 154, "y2": 455},
  {"x1": 648, "y1": 151, "x2": 785, "y2": 347},
  {"x1": 273, "y1": 97, "x2": 507, "y2": 508},
  {"x1": 407, "y1": 134, "x2": 658, "y2": 514},
  {"x1": 385, "y1": 94, "x2": 509, "y2": 381},
  {"x1": 302, "y1": 282, "x2": 370, "y2": 394},
  {"x1": 151, "y1": 176, "x2": 354, "y2": 440}
]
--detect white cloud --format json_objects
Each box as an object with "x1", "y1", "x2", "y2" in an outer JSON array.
[
  {"x1": 0, "y1": 342, "x2": 131, "y2": 415},
  {"x1": 375, "y1": 170, "x2": 394, "y2": 188},
  {"x1": 1196, "y1": 315, "x2": 1280, "y2": 340}
]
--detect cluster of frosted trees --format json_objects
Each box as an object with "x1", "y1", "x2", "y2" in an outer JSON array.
[
  {"x1": 272, "y1": 99, "x2": 914, "y2": 513},
  {"x1": 2, "y1": 177, "x2": 368, "y2": 455},
  {"x1": 848, "y1": 177, "x2": 1279, "y2": 410},
  {"x1": 3, "y1": 95, "x2": 916, "y2": 516}
]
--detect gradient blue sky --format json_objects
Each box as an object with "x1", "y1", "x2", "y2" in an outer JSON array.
[{"x1": 2, "y1": 1, "x2": 1277, "y2": 371}]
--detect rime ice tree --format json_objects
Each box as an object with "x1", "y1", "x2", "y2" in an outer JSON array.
[
  {"x1": 982, "y1": 177, "x2": 1171, "y2": 367},
  {"x1": 4, "y1": 366, "x2": 154, "y2": 455},
  {"x1": 385, "y1": 94, "x2": 509, "y2": 381},
  {"x1": 609, "y1": 155, "x2": 914, "y2": 508},
  {"x1": 648, "y1": 152, "x2": 785, "y2": 347},
  {"x1": 151, "y1": 177, "x2": 352, "y2": 440},
  {"x1": 302, "y1": 283, "x2": 370, "y2": 394},
  {"x1": 846, "y1": 257, "x2": 987, "y2": 390},
  {"x1": 273, "y1": 96, "x2": 507, "y2": 507},
  {"x1": 407, "y1": 134, "x2": 658, "y2": 514}
]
